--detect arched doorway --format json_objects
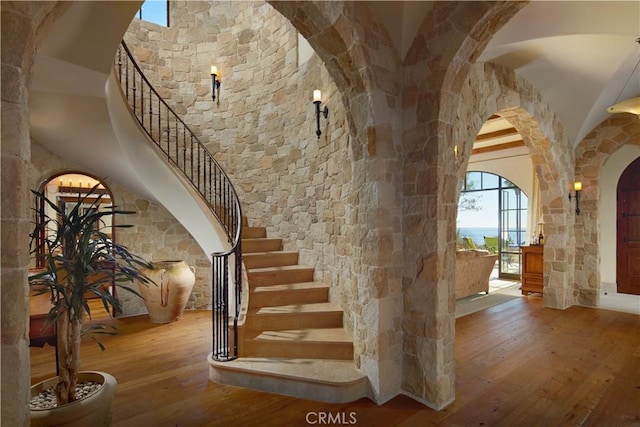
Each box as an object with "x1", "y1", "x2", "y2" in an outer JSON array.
[
  {"x1": 35, "y1": 173, "x2": 114, "y2": 264},
  {"x1": 617, "y1": 156, "x2": 640, "y2": 295},
  {"x1": 458, "y1": 171, "x2": 528, "y2": 279},
  {"x1": 34, "y1": 173, "x2": 117, "y2": 310}
]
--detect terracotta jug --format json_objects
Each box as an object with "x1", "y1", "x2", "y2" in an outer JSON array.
[{"x1": 139, "y1": 260, "x2": 196, "y2": 323}]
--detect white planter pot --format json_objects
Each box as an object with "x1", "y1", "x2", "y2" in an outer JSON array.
[
  {"x1": 140, "y1": 260, "x2": 196, "y2": 323},
  {"x1": 30, "y1": 371, "x2": 117, "y2": 427}
]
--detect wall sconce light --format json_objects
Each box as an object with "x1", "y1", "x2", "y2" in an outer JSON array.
[
  {"x1": 211, "y1": 65, "x2": 221, "y2": 102},
  {"x1": 568, "y1": 181, "x2": 582, "y2": 215},
  {"x1": 312, "y1": 90, "x2": 329, "y2": 138}
]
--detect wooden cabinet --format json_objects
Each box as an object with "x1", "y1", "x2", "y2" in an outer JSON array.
[{"x1": 521, "y1": 245, "x2": 544, "y2": 295}]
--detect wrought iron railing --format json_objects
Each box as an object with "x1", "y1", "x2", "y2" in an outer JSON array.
[{"x1": 114, "y1": 41, "x2": 242, "y2": 361}]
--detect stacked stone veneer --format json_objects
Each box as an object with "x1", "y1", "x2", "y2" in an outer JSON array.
[
  {"x1": 29, "y1": 143, "x2": 211, "y2": 315},
  {"x1": 124, "y1": 0, "x2": 582, "y2": 408},
  {"x1": 399, "y1": 1, "x2": 530, "y2": 407},
  {"x1": 574, "y1": 116, "x2": 640, "y2": 306},
  {"x1": 3, "y1": 1, "x2": 627, "y2": 422},
  {"x1": 124, "y1": 0, "x2": 405, "y2": 404},
  {"x1": 124, "y1": 2, "x2": 356, "y2": 339}
]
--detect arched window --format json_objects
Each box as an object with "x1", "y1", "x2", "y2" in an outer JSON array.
[{"x1": 458, "y1": 171, "x2": 528, "y2": 279}]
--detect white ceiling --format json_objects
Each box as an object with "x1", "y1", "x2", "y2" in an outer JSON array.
[{"x1": 480, "y1": 1, "x2": 639, "y2": 146}]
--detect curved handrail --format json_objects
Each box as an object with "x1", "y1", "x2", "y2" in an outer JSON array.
[{"x1": 114, "y1": 41, "x2": 241, "y2": 361}]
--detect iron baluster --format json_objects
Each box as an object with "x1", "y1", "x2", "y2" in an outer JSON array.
[{"x1": 114, "y1": 41, "x2": 242, "y2": 361}]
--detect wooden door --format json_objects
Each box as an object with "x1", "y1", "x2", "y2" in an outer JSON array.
[{"x1": 617, "y1": 156, "x2": 640, "y2": 295}]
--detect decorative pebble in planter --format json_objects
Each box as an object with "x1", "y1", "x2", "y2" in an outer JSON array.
[{"x1": 30, "y1": 371, "x2": 117, "y2": 427}]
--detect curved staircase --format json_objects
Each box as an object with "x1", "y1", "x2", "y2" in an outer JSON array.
[
  {"x1": 114, "y1": 40, "x2": 366, "y2": 403},
  {"x1": 209, "y1": 220, "x2": 367, "y2": 403}
]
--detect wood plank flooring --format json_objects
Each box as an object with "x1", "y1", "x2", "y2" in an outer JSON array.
[{"x1": 30, "y1": 296, "x2": 640, "y2": 426}]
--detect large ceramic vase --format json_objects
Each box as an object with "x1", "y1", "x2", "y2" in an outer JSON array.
[
  {"x1": 140, "y1": 260, "x2": 196, "y2": 323},
  {"x1": 30, "y1": 371, "x2": 117, "y2": 427}
]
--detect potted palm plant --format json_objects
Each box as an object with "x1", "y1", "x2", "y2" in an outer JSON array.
[{"x1": 28, "y1": 184, "x2": 153, "y2": 426}]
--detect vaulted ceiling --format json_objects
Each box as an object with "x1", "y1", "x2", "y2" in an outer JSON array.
[{"x1": 371, "y1": 1, "x2": 639, "y2": 152}]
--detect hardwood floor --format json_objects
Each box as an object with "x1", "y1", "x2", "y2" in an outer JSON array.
[{"x1": 30, "y1": 296, "x2": 640, "y2": 426}]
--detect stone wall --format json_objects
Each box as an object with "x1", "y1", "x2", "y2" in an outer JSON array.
[
  {"x1": 267, "y1": 1, "x2": 407, "y2": 404},
  {"x1": 123, "y1": 3, "x2": 357, "y2": 330},
  {"x1": 123, "y1": 1, "x2": 408, "y2": 403},
  {"x1": 574, "y1": 116, "x2": 640, "y2": 306},
  {"x1": 28, "y1": 142, "x2": 211, "y2": 316},
  {"x1": 3, "y1": 0, "x2": 619, "y2": 418}
]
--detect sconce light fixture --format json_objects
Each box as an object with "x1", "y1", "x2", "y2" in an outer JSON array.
[
  {"x1": 568, "y1": 181, "x2": 582, "y2": 215},
  {"x1": 211, "y1": 65, "x2": 221, "y2": 101},
  {"x1": 312, "y1": 90, "x2": 329, "y2": 138}
]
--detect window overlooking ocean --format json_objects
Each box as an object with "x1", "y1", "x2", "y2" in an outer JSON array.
[{"x1": 458, "y1": 171, "x2": 528, "y2": 279}]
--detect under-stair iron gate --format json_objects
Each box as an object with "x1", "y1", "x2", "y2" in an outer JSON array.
[{"x1": 115, "y1": 41, "x2": 242, "y2": 361}]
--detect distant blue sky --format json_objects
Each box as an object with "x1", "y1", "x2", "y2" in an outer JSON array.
[
  {"x1": 458, "y1": 191, "x2": 499, "y2": 228},
  {"x1": 139, "y1": 0, "x2": 167, "y2": 26}
]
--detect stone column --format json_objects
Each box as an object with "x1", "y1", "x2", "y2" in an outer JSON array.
[
  {"x1": 2, "y1": 4, "x2": 36, "y2": 425},
  {"x1": 1, "y1": 2, "x2": 67, "y2": 424}
]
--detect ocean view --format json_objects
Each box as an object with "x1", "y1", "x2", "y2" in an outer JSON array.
[
  {"x1": 457, "y1": 227, "x2": 498, "y2": 247},
  {"x1": 457, "y1": 227, "x2": 527, "y2": 248}
]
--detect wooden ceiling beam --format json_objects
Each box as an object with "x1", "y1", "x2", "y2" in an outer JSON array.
[
  {"x1": 472, "y1": 140, "x2": 525, "y2": 155},
  {"x1": 475, "y1": 127, "x2": 519, "y2": 141}
]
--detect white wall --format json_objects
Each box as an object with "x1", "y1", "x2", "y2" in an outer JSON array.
[{"x1": 298, "y1": 34, "x2": 314, "y2": 66}]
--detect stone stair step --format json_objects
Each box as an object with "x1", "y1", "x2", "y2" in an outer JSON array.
[
  {"x1": 243, "y1": 251, "x2": 298, "y2": 269},
  {"x1": 246, "y1": 302, "x2": 343, "y2": 331},
  {"x1": 249, "y1": 282, "x2": 329, "y2": 308},
  {"x1": 241, "y1": 226, "x2": 266, "y2": 239},
  {"x1": 208, "y1": 357, "x2": 366, "y2": 403},
  {"x1": 242, "y1": 238, "x2": 282, "y2": 253},
  {"x1": 243, "y1": 329, "x2": 353, "y2": 360},
  {"x1": 247, "y1": 265, "x2": 314, "y2": 286},
  {"x1": 246, "y1": 327, "x2": 352, "y2": 342}
]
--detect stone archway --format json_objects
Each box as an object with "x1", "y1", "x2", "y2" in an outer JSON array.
[
  {"x1": 398, "y1": 1, "x2": 529, "y2": 409},
  {"x1": 453, "y1": 61, "x2": 575, "y2": 310},
  {"x1": 574, "y1": 115, "x2": 640, "y2": 306}
]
